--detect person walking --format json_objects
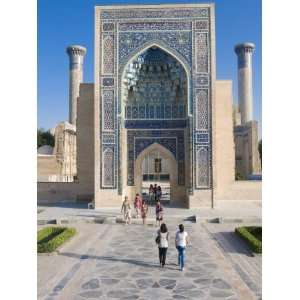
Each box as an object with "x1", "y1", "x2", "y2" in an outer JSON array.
[
  {"x1": 153, "y1": 184, "x2": 158, "y2": 201},
  {"x1": 121, "y1": 196, "x2": 131, "y2": 225},
  {"x1": 175, "y1": 224, "x2": 189, "y2": 271},
  {"x1": 149, "y1": 184, "x2": 154, "y2": 205},
  {"x1": 156, "y1": 186, "x2": 162, "y2": 202},
  {"x1": 156, "y1": 223, "x2": 169, "y2": 267},
  {"x1": 141, "y1": 200, "x2": 148, "y2": 225},
  {"x1": 134, "y1": 193, "x2": 142, "y2": 218},
  {"x1": 155, "y1": 201, "x2": 163, "y2": 227}
]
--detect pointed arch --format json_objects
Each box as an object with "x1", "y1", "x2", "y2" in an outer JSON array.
[{"x1": 120, "y1": 41, "x2": 192, "y2": 116}]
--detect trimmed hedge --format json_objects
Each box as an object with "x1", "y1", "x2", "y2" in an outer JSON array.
[
  {"x1": 37, "y1": 227, "x2": 76, "y2": 253},
  {"x1": 235, "y1": 226, "x2": 262, "y2": 253}
]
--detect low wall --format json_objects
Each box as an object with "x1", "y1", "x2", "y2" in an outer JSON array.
[
  {"x1": 37, "y1": 182, "x2": 93, "y2": 204},
  {"x1": 214, "y1": 180, "x2": 262, "y2": 201}
]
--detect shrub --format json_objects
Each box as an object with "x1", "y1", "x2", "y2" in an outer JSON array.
[
  {"x1": 235, "y1": 226, "x2": 262, "y2": 253},
  {"x1": 37, "y1": 227, "x2": 76, "y2": 253}
]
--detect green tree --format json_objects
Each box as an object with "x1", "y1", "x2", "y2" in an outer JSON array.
[{"x1": 37, "y1": 128, "x2": 55, "y2": 148}]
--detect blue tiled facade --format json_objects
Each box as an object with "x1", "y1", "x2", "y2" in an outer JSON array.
[{"x1": 99, "y1": 5, "x2": 213, "y2": 191}]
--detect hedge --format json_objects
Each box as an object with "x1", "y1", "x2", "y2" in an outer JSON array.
[
  {"x1": 37, "y1": 227, "x2": 76, "y2": 253},
  {"x1": 235, "y1": 226, "x2": 262, "y2": 253}
]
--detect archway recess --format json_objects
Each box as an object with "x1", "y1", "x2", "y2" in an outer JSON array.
[
  {"x1": 119, "y1": 45, "x2": 190, "y2": 206},
  {"x1": 134, "y1": 143, "x2": 177, "y2": 202}
]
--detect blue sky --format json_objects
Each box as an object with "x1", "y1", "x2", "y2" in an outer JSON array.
[{"x1": 38, "y1": 0, "x2": 261, "y2": 136}]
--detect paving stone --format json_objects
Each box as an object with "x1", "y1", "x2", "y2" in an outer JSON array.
[
  {"x1": 107, "y1": 289, "x2": 140, "y2": 298},
  {"x1": 159, "y1": 279, "x2": 177, "y2": 286},
  {"x1": 136, "y1": 278, "x2": 155, "y2": 289},
  {"x1": 79, "y1": 290, "x2": 103, "y2": 298},
  {"x1": 212, "y1": 278, "x2": 231, "y2": 289},
  {"x1": 81, "y1": 278, "x2": 100, "y2": 290},
  {"x1": 210, "y1": 289, "x2": 235, "y2": 298},
  {"x1": 101, "y1": 278, "x2": 120, "y2": 285},
  {"x1": 193, "y1": 278, "x2": 211, "y2": 286}
]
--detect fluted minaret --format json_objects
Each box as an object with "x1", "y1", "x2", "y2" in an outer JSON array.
[
  {"x1": 234, "y1": 43, "x2": 255, "y2": 124},
  {"x1": 66, "y1": 45, "x2": 87, "y2": 125}
]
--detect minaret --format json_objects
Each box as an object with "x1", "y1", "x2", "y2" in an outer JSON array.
[
  {"x1": 234, "y1": 43, "x2": 255, "y2": 124},
  {"x1": 66, "y1": 45, "x2": 87, "y2": 125}
]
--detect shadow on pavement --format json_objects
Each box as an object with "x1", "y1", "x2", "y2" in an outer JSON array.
[{"x1": 59, "y1": 252, "x2": 180, "y2": 270}]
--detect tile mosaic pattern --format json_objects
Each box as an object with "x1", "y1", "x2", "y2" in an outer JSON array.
[
  {"x1": 127, "y1": 130, "x2": 185, "y2": 186},
  {"x1": 99, "y1": 6, "x2": 212, "y2": 190}
]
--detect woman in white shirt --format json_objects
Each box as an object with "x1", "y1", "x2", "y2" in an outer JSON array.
[
  {"x1": 156, "y1": 223, "x2": 169, "y2": 267},
  {"x1": 175, "y1": 224, "x2": 189, "y2": 271}
]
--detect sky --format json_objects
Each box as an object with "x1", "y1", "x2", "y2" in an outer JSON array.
[{"x1": 38, "y1": 0, "x2": 262, "y2": 136}]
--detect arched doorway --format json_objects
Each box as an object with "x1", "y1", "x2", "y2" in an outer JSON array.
[
  {"x1": 134, "y1": 143, "x2": 177, "y2": 203},
  {"x1": 120, "y1": 45, "x2": 190, "y2": 207}
]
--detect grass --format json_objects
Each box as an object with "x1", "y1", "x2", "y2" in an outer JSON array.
[
  {"x1": 235, "y1": 226, "x2": 262, "y2": 253},
  {"x1": 37, "y1": 226, "x2": 76, "y2": 253}
]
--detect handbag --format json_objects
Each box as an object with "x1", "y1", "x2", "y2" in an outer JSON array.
[{"x1": 155, "y1": 233, "x2": 161, "y2": 244}]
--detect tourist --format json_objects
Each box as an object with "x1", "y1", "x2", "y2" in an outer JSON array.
[
  {"x1": 175, "y1": 224, "x2": 189, "y2": 271},
  {"x1": 154, "y1": 184, "x2": 158, "y2": 201},
  {"x1": 157, "y1": 186, "x2": 162, "y2": 202},
  {"x1": 121, "y1": 196, "x2": 131, "y2": 225},
  {"x1": 134, "y1": 193, "x2": 142, "y2": 218},
  {"x1": 149, "y1": 184, "x2": 154, "y2": 204},
  {"x1": 141, "y1": 200, "x2": 148, "y2": 225},
  {"x1": 156, "y1": 223, "x2": 169, "y2": 267},
  {"x1": 155, "y1": 201, "x2": 163, "y2": 227}
]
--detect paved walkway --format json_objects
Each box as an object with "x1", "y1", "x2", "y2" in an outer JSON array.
[
  {"x1": 38, "y1": 200, "x2": 261, "y2": 223},
  {"x1": 38, "y1": 220, "x2": 261, "y2": 300}
]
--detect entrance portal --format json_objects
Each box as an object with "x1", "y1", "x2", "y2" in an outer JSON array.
[{"x1": 121, "y1": 45, "x2": 190, "y2": 205}]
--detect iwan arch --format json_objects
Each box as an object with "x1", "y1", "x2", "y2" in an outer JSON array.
[{"x1": 38, "y1": 3, "x2": 261, "y2": 208}]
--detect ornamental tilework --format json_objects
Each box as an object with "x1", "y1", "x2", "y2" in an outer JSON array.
[
  {"x1": 102, "y1": 77, "x2": 114, "y2": 87},
  {"x1": 127, "y1": 130, "x2": 185, "y2": 186},
  {"x1": 102, "y1": 22, "x2": 115, "y2": 32},
  {"x1": 102, "y1": 34, "x2": 115, "y2": 74},
  {"x1": 124, "y1": 120, "x2": 187, "y2": 129},
  {"x1": 195, "y1": 20, "x2": 209, "y2": 31},
  {"x1": 196, "y1": 89, "x2": 209, "y2": 130},
  {"x1": 196, "y1": 146, "x2": 209, "y2": 188},
  {"x1": 119, "y1": 21, "x2": 192, "y2": 31},
  {"x1": 195, "y1": 74, "x2": 209, "y2": 87},
  {"x1": 195, "y1": 132, "x2": 209, "y2": 144},
  {"x1": 98, "y1": 6, "x2": 213, "y2": 191},
  {"x1": 100, "y1": 8, "x2": 209, "y2": 19},
  {"x1": 118, "y1": 31, "x2": 192, "y2": 66},
  {"x1": 195, "y1": 32, "x2": 209, "y2": 73},
  {"x1": 102, "y1": 147, "x2": 114, "y2": 187},
  {"x1": 125, "y1": 104, "x2": 186, "y2": 120},
  {"x1": 135, "y1": 138, "x2": 177, "y2": 158},
  {"x1": 102, "y1": 90, "x2": 114, "y2": 131},
  {"x1": 102, "y1": 134, "x2": 115, "y2": 144}
]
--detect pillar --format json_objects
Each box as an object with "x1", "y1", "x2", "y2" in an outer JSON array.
[
  {"x1": 234, "y1": 43, "x2": 255, "y2": 124},
  {"x1": 66, "y1": 45, "x2": 87, "y2": 125}
]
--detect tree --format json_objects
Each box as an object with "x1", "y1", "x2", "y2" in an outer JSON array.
[{"x1": 37, "y1": 128, "x2": 55, "y2": 148}]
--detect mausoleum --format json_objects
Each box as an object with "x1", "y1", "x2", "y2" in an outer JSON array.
[{"x1": 37, "y1": 3, "x2": 261, "y2": 208}]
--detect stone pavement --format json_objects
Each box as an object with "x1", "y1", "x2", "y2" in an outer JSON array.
[
  {"x1": 38, "y1": 220, "x2": 261, "y2": 300},
  {"x1": 37, "y1": 200, "x2": 261, "y2": 224}
]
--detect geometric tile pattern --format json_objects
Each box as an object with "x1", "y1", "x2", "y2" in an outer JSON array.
[
  {"x1": 103, "y1": 147, "x2": 114, "y2": 187},
  {"x1": 196, "y1": 145, "x2": 210, "y2": 188},
  {"x1": 127, "y1": 130, "x2": 185, "y2": 186},
  {"x1": 102, "y1": 90, "x2": 114, "y2": 131},
  {"x1": 99, "y1": 6, "x2": 212, "y2": 191},
  {"x1": 195, "y1": 89, "x2": 209, "y2": 130}
]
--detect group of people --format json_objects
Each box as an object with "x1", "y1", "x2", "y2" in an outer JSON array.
[
  {"x1": 121, "y1": 194, "x2": 164, "y2": 226},
  {"x1": 156, "y1": 223, "x2": 189, "y2": 271},
  {"x1": 121, "y1": 195, "x2": 189, "y2": 272},
  {"x1": 149, "y1": 184, "x2": 162, "y2": 203}
]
